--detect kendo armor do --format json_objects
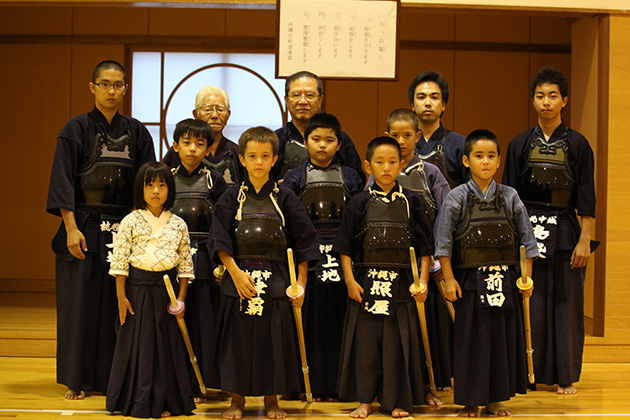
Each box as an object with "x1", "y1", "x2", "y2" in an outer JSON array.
[
  {"x1": 205, "y1": 152, "x2": 240, "y2": 185},
  {"x1": 279, "y1": 138, "x2": 309, "y2": 179},
  {"x1": 354, "y1": 187, "x2": 414, "y2": 269},
  {"x1": 417, "y1": 134, "x2": 458, "y2": 188},
  {"x1": 231, "y1": 184, "x2": 288, "y2": 262},
  {"x1": 518, "y1": 132, "x2": 575, "y2": 209},
  {"x1": 453, "y1": 188, "x2": 518, "y2": 269},
  {"x1": 396, "y1": 161, "x2": 438, "y2": 225},
  {"x1": 299, "y1": 163, "x2": 351, "y2": 232},
  {"x1": 171, "y1": 166, "x2": 215, "y2": 239},
  {"x1": 76, "y1": 125, "x2": 136, "y2": 209}
]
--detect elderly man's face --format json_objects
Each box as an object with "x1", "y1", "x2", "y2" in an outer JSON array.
[
  {"x1": 194, "y1": 93, "x2": 231, "y2": 135},
  {"x1": 285, "y1": 76, "x2": 323, "y2": 124}
]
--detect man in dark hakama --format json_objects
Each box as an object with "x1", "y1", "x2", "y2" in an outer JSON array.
[
  {"x1": 46, "y1": 60, "x2": 155, "y2": 399},
  {"x1": 502, "y1": 68, "x2": 597, "y2": 395}
]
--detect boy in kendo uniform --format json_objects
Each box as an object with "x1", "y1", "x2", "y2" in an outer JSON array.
[
  {"x1": 502, "y1": 68, "x2": 597, "y2": 395},
  {"x1": 47, "y1": 60, "x2": 155, "y2": 399},
  {"x1": 169, "y1": 118, "x2": 228, "y2": 402},
  {"x1": 283, "y1": 113, "x2": 363, "y2": 402},
  {"x1": 437, "y1": 129, "x2": 538, "y2": 417},
  {"x1": 207, "y1": 127, "x2": 319, "y2": 419},
  {"x1": 366, "y1": 109, "x2": 453, "y2": 391},
  {"x1": 334, "y1": 137, "x2": 439, "y2": 418}
]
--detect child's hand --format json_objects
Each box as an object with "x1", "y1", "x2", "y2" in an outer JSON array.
[
  {"x1": 520, "y1": 284, "x2": 534, "y2": 299},
  {"x1": 431, "y1": 268, "x2": 444, "y2": 283},
  {"x1": 443, "y1": 277, "x2": 462, "y2": 302},
  {"x1": 410, "y1": 283, "x2": 428, "y2": 303},
  {"x1": 232, "y1": 268, "x2": 257, "y2": 299},
  {"x1": 290, "y1": 290, "x2": 305, "y2": 308},
  {"x1": 347, "y1": 278, "x2": 364, "y2": 303},
  {"x1": 118, "y1": 297, "x2": 134, "y2": 325}
]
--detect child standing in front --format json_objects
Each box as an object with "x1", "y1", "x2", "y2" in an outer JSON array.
[
  {"x1": 334, "y1": 137, "x2": 438, "y2": 418},
  {"x1": 207, "y1": 127, "x2": 319, "y2": 419},
  {"x1": 436, "y1": 129, "x2": 538, "y2": 417},
  {"x1": 170, "y1": 118, "x2": 228, "y2": 402},
  {"x1": 107, "y1": 161, "x2": 196, "y2": 418},
  {"x1": 283, "y1": 113, "x2": 363, "y2": 402}
]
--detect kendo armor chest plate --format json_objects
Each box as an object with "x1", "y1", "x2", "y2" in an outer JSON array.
[
  {"x1": 355, "y1": 192, "x2": 414, "y2": 269},
  {"x1": 518, "y1": 133, "x2": 575, "y2": 209},
  {"x1": 418, "y1": 138, "x2": 458, "y2": 188},
  {"x1": 280, "y1": 138, "x2": 309, "y2": 179},
  {"x1": 206, "y1": 152, "x2": 239, "y2": 185},
  {"x1": 397, "y1": 162, "x2": 438, "y2": 225},
  {"x1": 171, "y1": 169, "x2": 215, "y2": 238},
  {"x1": 453, "y1": 188, "x2": 518, "y2": 269},
  {"x1": 299, "y1": 163, "x2": 350, "y2": 231},
  {"x1": 232, "y1": 192, "x2": 288, "y2": 262},
  {"x1": 76, "y1": 130, "x2": 136, "y2": 208}
]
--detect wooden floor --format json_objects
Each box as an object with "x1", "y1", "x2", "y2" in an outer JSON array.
[
  {"x1": 1, "y1": 291, "x2": 630, "y2": 419},
  {"x1": 0, "y1": 358, "x2": 629, "y2": 419}
]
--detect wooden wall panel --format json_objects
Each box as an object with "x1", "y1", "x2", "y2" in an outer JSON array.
[
  {"x1": 226, "y1": 9, "x2": 276, "y2": 38},
  {"x1": 72, "y1": 7, "x2": 149, "y2": 36},
  {"x1": 149, "y1": 8, "x2": 225, "y2": 37},
  {"x1": 0, "y1": 44, "x2": 72, "y2": 279},
  {"x1": 455, "y1": 13, "x2": 530, "y2": 43},
  {"x1": 399, "y1": 9, "x2": 456, "y2": 42},
  {"x1": 70, "y1": 44, "x2": 127, "y2": 117},
  {"x1": 530, "y1": 16, "x2": 573, "y2": 45},
  {"x1": 0, "y1": 7, "x2": 72, "y2": 35},
  {"x1": 452, "y1": 50, "x2": 530, "y2": 180},
  {"x1": 571, "y1": 16, "x2": 600, "y2": 321},
  {"x1": 325, "y1": 80, "x2": 379, "y2": 159},
  {"x1": 600, "y1": 14, "x2": 630, "y2": 347}
]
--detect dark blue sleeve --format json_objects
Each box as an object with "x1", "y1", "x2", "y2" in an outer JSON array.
[
  {"x1": 333, "y1": 192, "x2": 368, "y2": 258},
  {"x1": 210, "y1": 186, "x2": 239, "y2": 263},
  {"x1": 280, "y1": 187, "x2": 320, "y2": 266},
  {"x1": 210, "y1": 169, "x2": 229, "y2": 202},
  {"x1": 502, "y1": 130, "x2": 530, "y2": 188},
  {"x1": 445, "y1": 131, "x2": 468, "y2": 186},
  {"x1": 339, "y1": 131, "x2": 366, "y2": 183},
  {"x1": 281, "y1": 165, "x2": 306, "y2": 195},
  {"x1": 341, "y1": 165, "x2": 365, "y2": 196},
  {"x1": 162, "y1": 147, "x2": 180, "y2": 167}
]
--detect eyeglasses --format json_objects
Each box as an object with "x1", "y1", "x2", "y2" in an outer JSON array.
[
  {"x1": 287, "y1": 91, "x2": 320, "y2": 102},
  {"x1": 199, "y1": 105, "x2": 228, "y2": 115},
  {"x1": 94, "y1": 82, "x2": 127, "y2": 91}
]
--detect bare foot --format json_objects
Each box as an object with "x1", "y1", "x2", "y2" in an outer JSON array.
[
  {"x1": 326, "y1": 395, "x2": 340, "y2": 402},
  {"x1": 486, "y1": 402, "x2": 511, "y2": 417},
  {"x1": 161, "y1": 411, "x2": 171, "y2": 418},
  {"x1": 265, "y1": 395, "x2": 287, "y2": 419},
  {"x1": 349, "y1": 403, "x2": 372, "y2": 418},
  {"x1": 425, "y1": 392, "x2": 444, "y2": 407},
  {"x1": 223, "y1": 394, "x2": 245, "y2": 419},
  {"x1": 458, "y1": 406, "x2": 478, "y2": 417},
  {"x1": 313, "y1": 395, "x2": 324, "y2": 402},
  {"x1": 194, "y1": 396, "x2": 207, "y2": 404},
  {"x1": 391, "y1": 408, "x2": 409, "y2": 418},
  {"x1": 437, "y1": 386, "x2": 452, "y2": 391},
  {"x1": 64, "y1": 389, "x2": 86, "y2": 400},
  {"x1": 557, "y1": 384, "x2": 578, "y2": 395}
]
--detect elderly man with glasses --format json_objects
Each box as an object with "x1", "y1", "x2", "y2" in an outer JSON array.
[
  {"x1": 163, "y1": 86, "x2": 245, "y2": 185},
  {"x1": 272, "y1": 71, "x2": 364, "y2": 184}
]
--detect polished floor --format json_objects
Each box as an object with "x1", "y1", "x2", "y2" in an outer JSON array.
[{"x1": 0, "y1": 357, "x2": 629, "y2": 419}]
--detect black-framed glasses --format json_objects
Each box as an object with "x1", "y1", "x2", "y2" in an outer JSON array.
[{"x1": 94, "y1": 82, "x2": 127, "y2": 91}]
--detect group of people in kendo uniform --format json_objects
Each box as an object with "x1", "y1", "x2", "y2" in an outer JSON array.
[{"x1": 47, "y1": 60, "x2": 596, "y2": 418}]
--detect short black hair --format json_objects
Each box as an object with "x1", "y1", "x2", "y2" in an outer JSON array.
[
  {"x1": 366, "y1": 136, "x2": 402, "y2": 162},
  {"x1": 530, "y1": 67, "x2": 569, "y2": 99},
  {"x1": 304, "y1": 113, "x2": 342, "y2": 144},
  {"x1": 238, "y1": 126, "x2": 279, "y2": 156},
  {"x1": 92, "y1": 60, "x2": 126, "y2": 83},
  {"x1": 408, "y1": 71, "x2": 449, "y2": 105},
  {"x1": 285, "y1": 70, "x2": 323, "y2": 96},
  {"x1": 464, "y1": 129, "x2": 501, "y2": 157},
  {"x1": 173, "y1": 118, "x2": 214, "y2": 146},
  {"x1": 387, "y1": 108, "x2": 419, "y2": 132},
  {"x1": 133, "y1": 162, "x2": 176, "y2": 211}
]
